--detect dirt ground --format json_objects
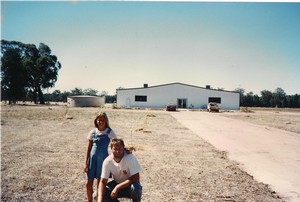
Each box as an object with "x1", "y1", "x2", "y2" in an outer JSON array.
[{"x1": 1, "y1": 104, "x2": 298, "y2": 202}]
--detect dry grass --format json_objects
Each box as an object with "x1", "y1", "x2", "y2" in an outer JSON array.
[
  {"x1": 1, "y1": 104, "x2": 287, "y2": 202},
  {"x1": 221, "y1": 108, "x2": 300, "y2": 134}
]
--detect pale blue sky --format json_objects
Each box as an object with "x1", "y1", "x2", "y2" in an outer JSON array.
[{"x1": 1, "y1": 1, "x2": 300, "y2": 95}]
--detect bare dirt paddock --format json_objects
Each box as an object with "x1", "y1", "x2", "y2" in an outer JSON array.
[{"x1": 1, "y1": 104, "x2": 298, "y2": 202}]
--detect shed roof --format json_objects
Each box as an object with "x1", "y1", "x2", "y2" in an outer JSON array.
[{"x1": 116, "y1": 82, "x2": 239, "y2": 94}]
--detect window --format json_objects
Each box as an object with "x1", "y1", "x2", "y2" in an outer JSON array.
[
  {"x1": 208, "y1": 97, "x2": 221, "y2": 103},
  {"x1": 135, "y1": 95, "x2": 147, "y2": 102}
]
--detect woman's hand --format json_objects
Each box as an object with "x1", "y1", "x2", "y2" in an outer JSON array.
[
  {"x1": 125, "y1": 147, "x2": 135, "y2": 154},
  {"x1": 84, "y1": 165, "x2": 89, "y2": 173}
]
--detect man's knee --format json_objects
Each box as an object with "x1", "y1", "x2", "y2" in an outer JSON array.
[{"x1": 130, "y1": 182, "x2": 142, "y2": 201}]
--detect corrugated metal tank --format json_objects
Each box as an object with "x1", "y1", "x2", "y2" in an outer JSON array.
[{"x1": 67, "y1": 95, "x2": 105, "y2": 107}]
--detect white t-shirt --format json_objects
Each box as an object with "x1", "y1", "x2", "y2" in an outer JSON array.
[
  {"x1": 101, "y1": 152, "x2": 141, "y2": 183},
  {"x1": 87, "y1": 128, "x2": 116, "y2": 140}
]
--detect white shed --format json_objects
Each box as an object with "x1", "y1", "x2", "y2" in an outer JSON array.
[
  {"x1": 116, "y1": 83, "x2": 240, "y2": 110},
  {"x1": 67, "y1": 95, "x2": 105, "y2": 107}
]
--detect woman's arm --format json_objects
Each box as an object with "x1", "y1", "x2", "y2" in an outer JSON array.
[{"x1": 84, "y1": 140, "x2": 93, "y2": 172}]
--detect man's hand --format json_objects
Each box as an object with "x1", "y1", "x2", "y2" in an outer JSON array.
[{"x1": 110, "y1": 186, "x2": 120, "y2": 199}]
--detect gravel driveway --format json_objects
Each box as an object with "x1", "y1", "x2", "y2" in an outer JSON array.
[{"x1": 171, "y1": 110, "x2": 300, "y2": 202}]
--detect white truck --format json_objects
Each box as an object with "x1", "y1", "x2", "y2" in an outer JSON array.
[{"x1": 207, "y1": 102, "x2": 219, "y2": 112}]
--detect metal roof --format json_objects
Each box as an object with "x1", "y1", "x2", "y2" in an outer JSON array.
[{"x1": 116, "y1": 82, "x2": 239, "y2": 94}]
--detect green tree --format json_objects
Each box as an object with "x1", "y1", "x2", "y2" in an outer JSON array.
[
  {"x1": 1, "y1": 48, "x2": 27, "y2": 103},
  {"x1": 273, "y1": 88, "x2": 286, "y2": 108},
  {"x1": 244, "y1": 92, "x2": 253, "y2": 107},
  {"x1": 71, "y1": 87, "x2": 83, "y2": 95},
  {"x1": 26, "y1": 43, "x2": 61, "y2": 104},
  {"x1": 52, "y1": 90, "x2": 63, "y2": 102},
  {"x1": 83, "y1": 88, "x2": 98, "y2": 96},
  {"x1": 260, "y1": 90, "x2": 273, "y2": 107},
  {"x1": 1, "y1": 40, "x2": 62, "y2": 104},
  {"x1": 234, "y1": 88, "x2": 245, "y2": 106},
  {"x1": 61, "y1": 91, "x2": 71, "y2": 102},
  {"x1": 252, "y1": 94, "x2": 260, "y2": 107},
  {"x1": 292, "y1": 94, "x2": 300, "y2": 108}
]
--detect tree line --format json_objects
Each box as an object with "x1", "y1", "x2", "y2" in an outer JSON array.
[{"x1": 235, "y1": 88, "x2": 300, "y2": 108}]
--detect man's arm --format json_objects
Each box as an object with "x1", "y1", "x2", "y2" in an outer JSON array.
[
  {"x1": 97, "y1": 178, "x2": 108, "y2": 202},
  {"x1": 110, "y1": 173, "x2": 140, "y2": 199}
]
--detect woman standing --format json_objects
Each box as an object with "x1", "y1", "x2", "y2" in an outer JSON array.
[{"x1": 84, "y1": 112, "x2": 116, "y2": 202}]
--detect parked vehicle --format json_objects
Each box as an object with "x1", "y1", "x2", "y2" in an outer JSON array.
[
  {"x1": 166, "y1": 103, "x2": 177, "y2": 111},
  {"x1": 207, "y1": 102, "x2": 219, "y2": 112}
]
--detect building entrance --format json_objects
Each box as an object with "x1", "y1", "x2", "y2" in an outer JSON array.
[{"x1": 177, "y1": 98, "x2": 187, "y2": 108}]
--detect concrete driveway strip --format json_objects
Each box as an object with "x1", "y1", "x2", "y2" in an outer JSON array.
[{"x1": 171, "y1": 111, "x2": 300, "y2": 202}]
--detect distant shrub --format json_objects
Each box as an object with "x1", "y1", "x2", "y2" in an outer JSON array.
[{"x1": 240, "y1": 107, "x2": 253, "y2": 113}]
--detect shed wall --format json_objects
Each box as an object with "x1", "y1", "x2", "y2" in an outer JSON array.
[{"x1": 117, "y1": 83, "x2": 239, "y2": 110}]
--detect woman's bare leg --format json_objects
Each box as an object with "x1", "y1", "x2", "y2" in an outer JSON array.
[{"x1": 86, "y1": 179, "x2": 93, "y2": 202}]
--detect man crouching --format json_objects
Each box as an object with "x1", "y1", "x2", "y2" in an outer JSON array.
[{"x1": 97, "y1": 138, "x2": 142, "y2": 202}]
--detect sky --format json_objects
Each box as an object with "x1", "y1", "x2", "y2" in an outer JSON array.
[{"x1": 1, "y1": 1, "x2": 300, "y2": 95}]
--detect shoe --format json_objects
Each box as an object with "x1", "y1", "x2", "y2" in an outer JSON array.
[{"x1": 93, "y1": 191, "x2": 97, "y2": 201}]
